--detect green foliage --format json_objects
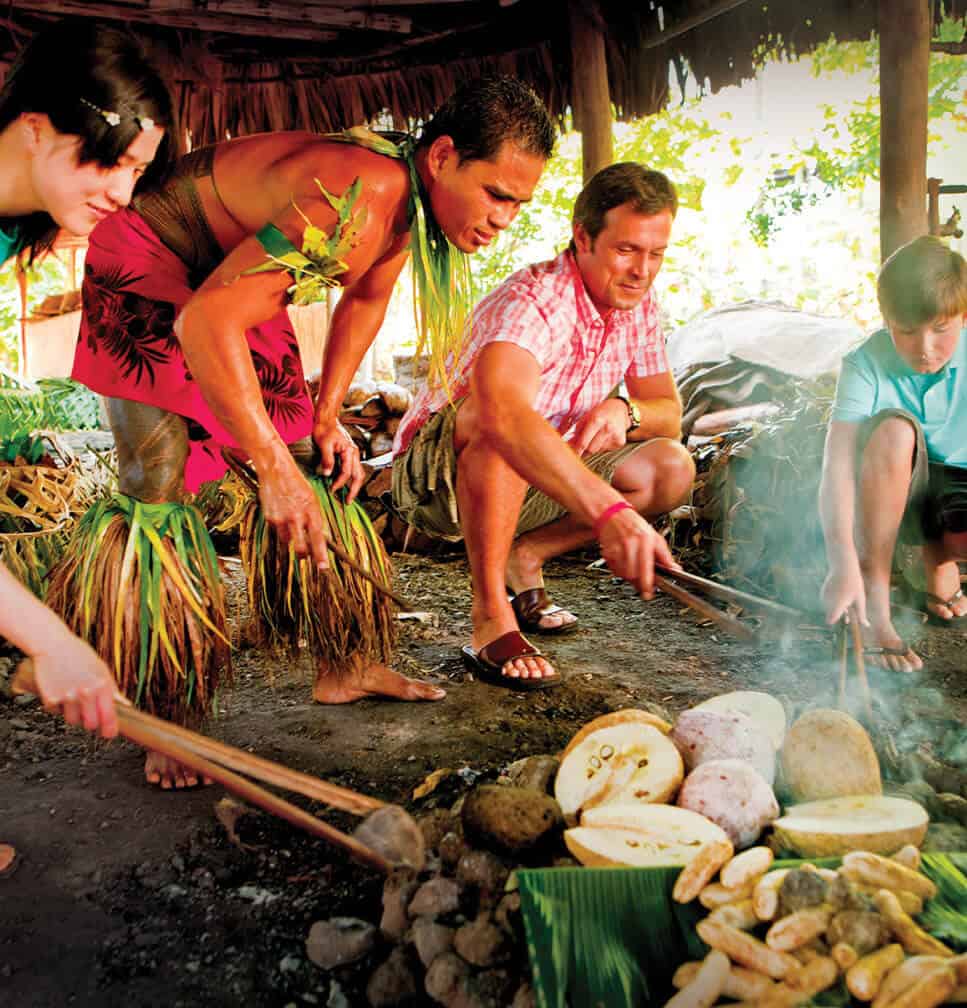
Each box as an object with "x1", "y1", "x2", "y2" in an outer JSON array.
[
  {"x1": 0, "y1": 432, "x2": 45, "y2": 464},
  {"x1": 0, "y1": 253, "x2": 76, "y2": 371}
]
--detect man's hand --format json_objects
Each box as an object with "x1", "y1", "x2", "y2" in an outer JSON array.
[
  {"x1": 30, "y1": 636, "x2": 122, "y2": 739},
  {"x1": 256, "y1": 450, "x2": 330, "y2": 569},
  {"x1": 597, "y1": 506, "x2": 679, "y2": 599},
  {"x1": 569, "y1": 399, "x2": 629, "y2": 457},
  {"x1": 822, "y1": 551, "x2": 868, "y2": 626},
  {"x1": 312, "y1": 417, "x2": 365, "y2": 501}
]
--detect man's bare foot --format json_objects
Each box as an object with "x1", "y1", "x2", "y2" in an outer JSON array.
[
  {"x1": 923, "y1": 557, "x2": 967, "y2": 621},
  {"x1": 505, "y1": 546, "x2": 577, "y2": 632},
  {"x1": 313, "y1": 657, "x2": 445, "y2": 704},
  {"x1": 144, "y1": 751, "x2": 211, "y2": 789}
]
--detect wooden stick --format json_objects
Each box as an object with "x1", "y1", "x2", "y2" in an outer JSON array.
[
  {"x1": 836, "y1": 619, "x2": 849, "y2": 709},
  {"x1": 848, "y1": 617, "x2": 874, "y2": 723},
  {"x1": 117, "y1": 712, "x2": 393, "y2": 873},
  {"x1": 655, "y1": 573, "x2": 757, "y2": 641},
  {"x1": 222, "y1": 450, "x2": 416, "y2": 612},
  {"x1": 655, "y1": 563, "x2": 804, "y2": 620},
  {"x1": 118, "y1": 706, "x2": 384, "y2": 816}
]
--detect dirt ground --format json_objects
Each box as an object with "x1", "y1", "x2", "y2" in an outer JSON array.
[{"x1": 1, "y1": 550, "x2": 965, "y2": 1007}]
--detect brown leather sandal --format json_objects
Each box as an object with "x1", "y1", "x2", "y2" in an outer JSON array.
[
  {"x1": 923, "y1": 588, "x2": 967, "y2": 626},
  {"x1": 509, "y1": 587, "x2": 579, "y2": 635},
  {"x1": 461, "y1": 630, "x2": 562, "y2": 691}
]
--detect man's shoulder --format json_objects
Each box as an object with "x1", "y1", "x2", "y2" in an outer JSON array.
[
  {"x1": 843, "y1": 328, "x2": 892, "y2": 370},
  {"x1": 478, "y1": 251, "x2": 572, "y2": 315}
]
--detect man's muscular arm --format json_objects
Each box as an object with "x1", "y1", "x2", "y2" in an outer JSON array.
[{"x1": 625, "y1": 370, "x2": 683, "y2": 441}]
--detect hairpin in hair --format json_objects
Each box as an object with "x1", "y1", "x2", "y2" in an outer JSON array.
[{"x1": 80, "y1": 96, "x2": 154, "y2": 132}]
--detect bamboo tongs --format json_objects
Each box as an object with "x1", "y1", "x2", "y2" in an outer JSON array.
[{"x1": 12, "y1": 661, "x2": 425, "y2": 874}]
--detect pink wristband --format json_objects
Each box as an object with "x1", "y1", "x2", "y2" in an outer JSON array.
[{"x1": 592, "y1": 500, "x2": 633, "y2": 539}]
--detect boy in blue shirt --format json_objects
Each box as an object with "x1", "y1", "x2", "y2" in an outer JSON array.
[{"x1": 820, "y1": 235, "x2": 967, "y2": 672}]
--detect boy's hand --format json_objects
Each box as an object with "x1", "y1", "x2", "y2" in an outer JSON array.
[{"x1": 822, "y1": 554, "x2": 868, "y2": 626}]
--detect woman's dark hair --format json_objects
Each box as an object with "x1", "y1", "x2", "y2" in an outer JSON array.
[
  {"x1": 417, "y1": 75, "x2": 555, "y2": 164},
  {"x1": 0, "y1": 20, "x2": 177, "y2": 259}
]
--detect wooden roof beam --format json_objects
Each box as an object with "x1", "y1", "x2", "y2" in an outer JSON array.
[
  {"x1": 27, "y1": 1, "x2": 339, "y2": 42},
  {"x1": 148, "y1": 0, "x2": 412, "y2": 33},
  {"x1": 641, "y1": 0, "x2": 751, "y2": 49}
]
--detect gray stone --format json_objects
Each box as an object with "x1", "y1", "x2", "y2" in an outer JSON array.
[
  {"x1": 511, "y1": 983, "x2": 536, "y2": 1008},
  {"x1": 409, "y1": 876, "x2": 461, "y2": 918},
  {"x1": 366, "y1": 947, "x2": 418, "y2": 1007},
  {"x1": 461, "y1": 786, "x2": 564, "y2": 856},
  {"x1": 493, "y1": 892, "x2": 521, "y2": 935},
  {"x1": 424, "y1": 952, "x2": 470, "y2": 1005},
  {"x1": 455, "y1": 850, "x2": 508, "y2": 903},
  {"x1": 380, "y1": 868, "x2": 419, "y2": 940},
  {"x1": 935, "y1": 792, "x2": 967, "y2": 827},
  {"x1": 453, "y1": 915, "x2": 512, "y2": 968},
  {"x1": 305, "y1": 917, "x2": 376, "y2": 970},
  {"x1": 410, "y1": 918, "x2": 454, "y2": 968},
  {"x1": 500, "y1": 755, "x2": 559, "y2": 795},
  {"x1": 438, "y1": 832, "x2": 467, "y2": 870}
]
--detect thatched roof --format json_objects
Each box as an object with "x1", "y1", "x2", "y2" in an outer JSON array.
[{"x1": 2, "y1": 1, "x2": 962, "y2": 144}]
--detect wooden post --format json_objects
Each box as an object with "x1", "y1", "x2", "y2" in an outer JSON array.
[
  {"x1": 568, "y1": 0, "x2": 613, "y2": 183},
  {"x1": 879, "y1": 0, "x2": 930, "y2": 260}
]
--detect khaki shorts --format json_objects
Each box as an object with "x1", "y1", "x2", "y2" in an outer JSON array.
[
  {"x1": 391, "y1": 401, "x2": 645, "y2": 542},
  {"x1": 858, "y1": 408, "x2": 967, "y2": 544}
]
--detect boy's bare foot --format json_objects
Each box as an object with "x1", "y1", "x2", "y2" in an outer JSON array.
[
  {"x1": 864, "y1": 621, "x2": 923, "y2": 672},
  {"x1": 144, "y1": 751, "x2": 211, "y2": 789},
  {"x1": 313, "y1": 656, "x2": 445, "y2": 704}
]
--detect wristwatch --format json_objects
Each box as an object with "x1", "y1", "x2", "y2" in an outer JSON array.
[{"x1": 615, "y1": 394, "x2": 641, "y2": 433}]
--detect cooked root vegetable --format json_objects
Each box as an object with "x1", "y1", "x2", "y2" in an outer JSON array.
[
  {"x1": 891, "y1": 845, "x2": 922, "y2": 871},
  {"x1": 780, "y1": 709, "x2": 881, "y2": 801},
  {"x1": 791, "y1": 939, "x2": 829, "y2": 965},
  {"x1": 949, "y1": 983, "x2": 967, "y2": 1003},
  {"x1": 766, "y1": 908, "x2": 833, "y2": 951},
  {"x1": 778, "y1": 868, "x2": 829, "y2": 915},
  {"x1": 772, "y1": 796, "x2": 928, "y2": 857},
  {"x1": 671, "y1": 709, "x2": 775, "y2": 785},
  {"x1": 672, "y1": 837, "x2": 734, "y2": 903},
  {"x1": 754, "y1": 869, "x2": 792, "y2": 921},
  {"x1": 952, "y1": 954, "x2": 967, "y2": 983},
  {"x1": 708, "y1": 899, "x2": 759, "y2": 931},
  {"x1": 565, "y1": 803, "x2": 728, "y2": 867},
  {"x1": 677, "y1": 758, "x2": 779, "y2": 849},
  {"x1": 699, "y1": 881, "x2": 754, "y2": 909},
  {"x1": 555, "y1": 722, "x2": 683, "y2": 823},
  {"x1": 663, "y1": 948, "x2": 729, "y2": 1008},
  {"x1": 873, "y1": 890, "x2": 954, "y2": 958},
  {"x1": 696, "y1": 918, "x2": 799, "y2": 979},
  {"x1": 692, "y1": 691, "x2": 787, "y2": 750},
  {"x1": 872, "y1": 956, "x2": 948, "y2": 1008},
  {"x1": 842, "y1": 852, "x2": 938, "y2": 901},
  {"x1": 721, "y1": 846, "x2": 774, "y2": 890},
  {"x1": 881, "y1": 963, "x2": 956, "y2": 1008},
  {"x1": 827, "y1": 910, "x2": 891, "y2": 956},
  {"x1": 832, "y1": 942, "x2": 859, "y2": 970},
  {"x1": 750, "y1": 957, "x2": 839, "y2": 1007},
  {"x1": 673, "y1": 962, "x2": 776, "y2": 1001},
  {"x1": 847, "y1": 944, "x2": 907, "y2": 1001}
]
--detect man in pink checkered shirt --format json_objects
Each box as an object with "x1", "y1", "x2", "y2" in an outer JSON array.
[{"x1": 392, "y1": 163, "x2": 693, "y2": 690}]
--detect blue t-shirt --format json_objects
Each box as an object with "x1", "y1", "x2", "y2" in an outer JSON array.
[
  {"x1": 0, "y1": 223, "x2": 24, "y2": 265},
  {"x1": 832, "y1": 326, "x2": 967, "y2": 468}
]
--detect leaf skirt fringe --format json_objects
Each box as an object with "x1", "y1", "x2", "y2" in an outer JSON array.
[
  {"x1": 45, "y1": 494, "x2": 231, "y2": 724},
  {"x1": 218, "y1": 475, "x2": 396, "y2": 675}
]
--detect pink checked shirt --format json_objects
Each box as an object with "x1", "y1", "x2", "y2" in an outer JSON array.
[{"x1": 394, "y1": 248, "x2": 669, "y2": 454}]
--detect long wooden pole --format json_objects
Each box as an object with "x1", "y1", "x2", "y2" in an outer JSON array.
[
  {"x1": 567, "y1": 0, "x2": 614, "y2": 183},
  {"x1": 879, "y1": 0, "x2": 931, "y2": 260}
]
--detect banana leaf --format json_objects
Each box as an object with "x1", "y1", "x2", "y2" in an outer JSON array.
[{"x1": 517, "y1": 853, "x2": 967, "y2": 1008}]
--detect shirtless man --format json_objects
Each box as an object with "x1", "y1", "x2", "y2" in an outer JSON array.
[{"x1": 66, "y1": 77, "x2": 555, "y2": 785}]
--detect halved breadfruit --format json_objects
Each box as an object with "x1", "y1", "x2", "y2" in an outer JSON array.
[
  {"x1": 562, "y1": 709, "x2": 672, "y2": 761},
  {"x1": 555, "y1": 722, "x2": 684, "y2": 824},
  {"x1": 772, "y1": 795, "x2": 927, "y2": 857},
  {"x1": 780, "y1": 709, "x2": 881, "y2": 802},
  {"x1": 565, "y1": 803, "x2": 729, "y2": 867}
]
